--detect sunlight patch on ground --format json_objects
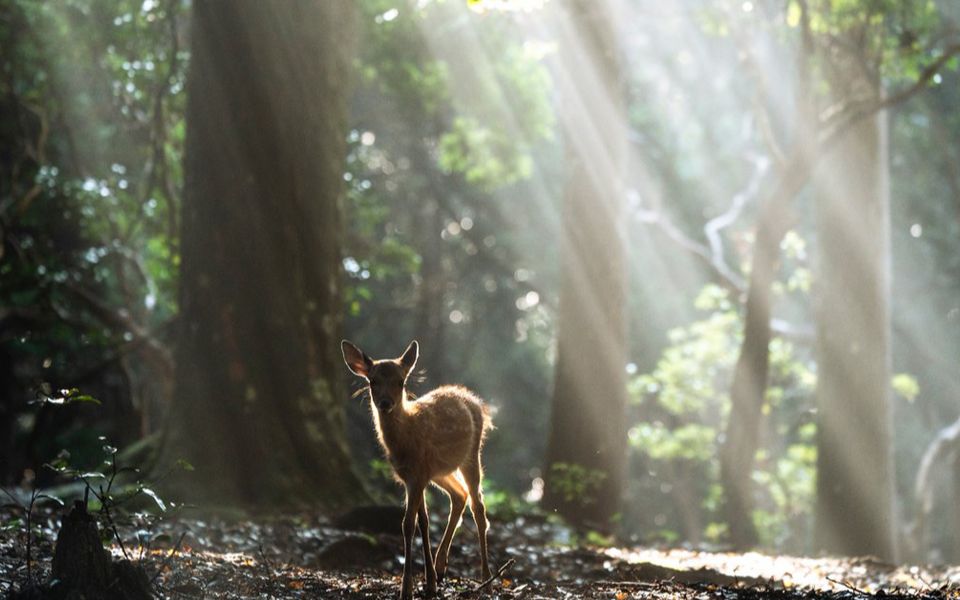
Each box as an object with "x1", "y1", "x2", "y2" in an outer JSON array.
[{"x1": 605, "y1": 546, "x2": 960, "y2": 592}]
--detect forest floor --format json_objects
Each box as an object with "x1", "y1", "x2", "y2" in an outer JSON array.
[{"x1": 2, "y1": 503, "x2": 960, "y2": 599}]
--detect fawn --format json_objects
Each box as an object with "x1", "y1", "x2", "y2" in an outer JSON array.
[{"x1": 341, "y1": 340, "x2": 493, "y2": 600}]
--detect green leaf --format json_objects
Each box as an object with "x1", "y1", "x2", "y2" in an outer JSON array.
[
  {"x1": 36, "y1": 493, "x2": 64, "y2": 506},
  {"x1": 35, "y1": 388, "x2": 101, "y2": 405},
  {"x1": 141, "y1": 487, "x2": 166, "y2": 512},
  {"x1": 67, "y1": 394, "x2": 101, "y2": 405},
  {"x1": 892, "y1": 373, "x2": 920, "y2": 403}
]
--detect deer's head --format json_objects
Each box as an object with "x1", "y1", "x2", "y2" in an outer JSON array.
[{"x1": 341, "y1": 340, "x2": 418, "y2": 413}]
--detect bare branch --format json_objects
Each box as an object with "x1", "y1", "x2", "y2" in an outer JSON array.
[
  {"x1": 704, "y1": 154, "x2": 770, "y2": 283},
  {"x1": 632, "y1": 191, "x2": 746, "y2": 294}
]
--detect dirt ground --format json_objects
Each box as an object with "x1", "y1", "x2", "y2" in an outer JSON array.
[{"x1": 3, "y1": 504, "x2": 960, "y2": 599}]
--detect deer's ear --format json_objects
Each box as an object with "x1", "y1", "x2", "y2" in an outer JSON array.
[
  {"x1": 399, "y1": 340, "x2": 418, "y2": 376},
  {"x1": 342, "y1": 340, "x2": 372, "y2": 378}
]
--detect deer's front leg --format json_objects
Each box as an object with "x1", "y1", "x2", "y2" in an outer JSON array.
[{"x1": 401, "y1": 482, "x2": 425, "y2": 600}]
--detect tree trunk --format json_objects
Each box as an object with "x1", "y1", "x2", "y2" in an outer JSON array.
[
  {"x1": 542, "y1": 0, "x2": 627, "y2": 530},
  {"x1": 413, "y1": 199, "x2": 447, "y2": 382},
  {"x1": 718, "y1": 163, "x2": 807, "y2": 550},
  {"x1": 814, "y1": 76, "x2": 897, "y2": 560},
  {"x1": 718, "y1": 199, "x2": 784, "y2": 550},
  {"x1": 951, "y1": 452, "x2": 960, "y2": 562},
  {"x1": 165, "y1": 0, "x2": 365, "y2": 508}
]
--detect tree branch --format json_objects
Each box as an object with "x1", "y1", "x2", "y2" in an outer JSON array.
[
  {"x1": 821, "y1": 43, "x2": 960, "y2": 149},
  {"x1": 632, "y1": 193, "x2": 746, "y2": 295},
  {"x1": 704, "y1": 154, "x2": 770, "y2": 286},
  {"x1": 59, "y1": 283, "x2": 174, "y2": 379}
]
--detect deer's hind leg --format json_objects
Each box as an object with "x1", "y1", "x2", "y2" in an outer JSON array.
[
  {"x1": 462, "y1": 459, "x2": 491, "y2": 580},
  {"x1": 432, "y1": 473, "x2": 468, "y2": 582},
  {"x1": 418, "y1": 495, "x2": 438, "y2": 595}
]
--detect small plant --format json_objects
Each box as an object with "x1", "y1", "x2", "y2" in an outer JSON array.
[
  {"x1": 1, "y1": 477, "x2": 64, "y2": 583},
  {"x1": 548, "y1": 462, "x2": 607, "y2": 507},
  {"x1": 481, "y1": 480, "x2": 536, "y2": 521},
  {"x1": 45, "y1": 440, "x2": 176, "y2": 562},
  {"x1": 4, "y1": 384, "x2": 187, "y2": 593},
  {"x1": 0, "y1": 386, "x2": 101, "y2": 583}
]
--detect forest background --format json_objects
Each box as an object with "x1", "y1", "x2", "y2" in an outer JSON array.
[{"x1": 2, "y1": 0, "x2": 960, "y2": 570}]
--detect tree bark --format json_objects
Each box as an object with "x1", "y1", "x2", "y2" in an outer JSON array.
[
  {"x1": 165, "y1": 0, "x2": 365, "y2": 508},
  {"x1": 51, "y1": 502, "x2": 112, "y2": 593},
  {"x1": 718, "y1": 197, "x2": 787, "y2": 550},
  {"x1": 718, "y1": 161, "x2": 808, "y2": 550},
  {"x1": 49, "y1": 502, "x2": 153, "y2": 600},
  {"x1": 542, "y1": 0, "x2": 628, "y2": 530},
  {"x1": 952, "y1": 452, "x2": 960, "y2": 562},
  {"x1": 413, "y1": 199, "x2": 447, "y2": 382},
  {"x1": 814, "y1": 74, "x2": 897, "y2": 560}
]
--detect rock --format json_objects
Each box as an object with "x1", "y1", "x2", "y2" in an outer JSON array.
[
  {"x1": 332, "y1": 504, "x2": 405, "y2": 535},
  {"x1": 315, "y1": 535, "x2": 394, "y2": 569}
]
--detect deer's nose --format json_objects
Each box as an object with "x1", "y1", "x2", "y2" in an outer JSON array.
[{"x1": 376, "y1": 397, "x2": 393, "y2": 411}]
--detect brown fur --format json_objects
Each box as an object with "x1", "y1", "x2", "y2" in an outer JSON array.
[{"x1": 342, "y1": 341, "x2": 493, "y2": 600}]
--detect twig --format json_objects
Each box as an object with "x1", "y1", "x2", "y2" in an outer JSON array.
[
  {"x1": 99, "y1": 484, "x2": 130, "y2": 561},
  {"x1": 594, "y1": 580, "x2": 658, "y2": 588},
  {"x1": 90, "y1": 454, "x2": 131, "y2": 562},
  {"x1": 257, "y1": 542, "x2": 276, "y2": 571},
  {"x1": 826, "y1": 576, "x2": 870, "y2": 596},
  {"x1": 25, "y1": 489, "x2": 36, "y2": 582},
  {"x1": 0, "y1": 486, "x2": 22, "y2": 507},
  {"x1": 471, "y1": 558, "x2": 516, "y2": 593},
  {"x1": 1, "y1": 486, "x2": 30, "y2": 580},
  {"x1": 150, "y1": 531, "x2": 187, "y2": 585}
]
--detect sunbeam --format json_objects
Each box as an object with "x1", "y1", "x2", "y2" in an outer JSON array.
[{"x1": 3, "y1": 0, "x2": 960, "y2": 596}]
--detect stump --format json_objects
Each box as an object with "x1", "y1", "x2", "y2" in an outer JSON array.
[
  {"x1": 50, "y1": 501, "x2": 112, "y2": 593},
  {"x1": 39, "y1": 500, "x2": 153, "y2": 600}
]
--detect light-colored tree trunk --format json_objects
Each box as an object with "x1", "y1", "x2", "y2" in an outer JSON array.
[{"x1": 814, "y1": 70, "x2": 897, "y2": 560}]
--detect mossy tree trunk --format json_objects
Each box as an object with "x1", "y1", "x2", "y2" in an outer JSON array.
[{"x1": 166, "y1": 0, "x2": 365, "y2": 508}]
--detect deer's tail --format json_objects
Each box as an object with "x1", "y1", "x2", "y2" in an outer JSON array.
[{"x1": 467, "y1": 394, "x2": 494, "y2": 453}]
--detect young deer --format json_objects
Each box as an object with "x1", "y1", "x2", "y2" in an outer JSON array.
[{"x1": 341, "y1": 340, "x2": 493, "y2": 600}]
